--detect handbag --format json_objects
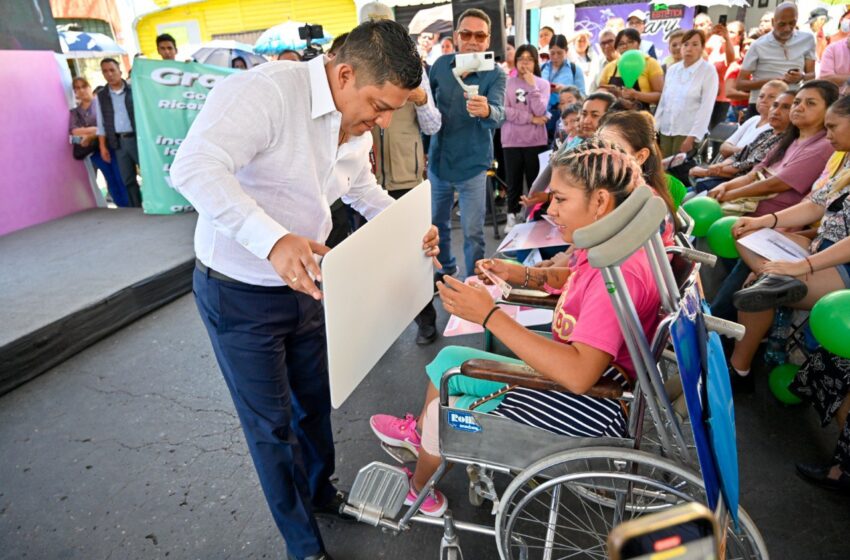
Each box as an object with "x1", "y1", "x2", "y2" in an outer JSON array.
[{"x1": 72, "y1": 140, "x2": 97, "y2": 161}]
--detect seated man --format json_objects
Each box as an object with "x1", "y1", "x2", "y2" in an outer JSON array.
[
  {"x1": 692, "y1": 89, "x2": 793, "y2": 193},
  {"x1": 369, "y1": 139, "x2": 662, "y2": 515}
]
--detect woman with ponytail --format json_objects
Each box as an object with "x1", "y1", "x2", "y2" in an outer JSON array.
[{"x1": 368, "y1": 139, "x2": 662, "y2": 516}]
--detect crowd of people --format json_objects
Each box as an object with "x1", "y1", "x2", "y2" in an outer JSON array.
[{"x1": 66, "y1": 5, "x2": 850, "y2": 559}]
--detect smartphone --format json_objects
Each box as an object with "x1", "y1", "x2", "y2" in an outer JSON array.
[
  {"x1": 608, "y1": 503, "x2": 719, "y2": 560},
  {"x1": 718, "y1": 15, "x2": 728, "y2": 26}
]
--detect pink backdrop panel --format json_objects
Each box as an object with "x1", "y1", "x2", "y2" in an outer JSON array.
[{"x1": 0, "y1": 51, "x2": 96, "y2": 236}]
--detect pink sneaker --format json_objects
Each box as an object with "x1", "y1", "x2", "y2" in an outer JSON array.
[
  {"x1": 402, "y1": 468, "x2": 448, "y2": 518},
  {"x1": 370, "y1": 413, "x2": 421, "y2": 457}
]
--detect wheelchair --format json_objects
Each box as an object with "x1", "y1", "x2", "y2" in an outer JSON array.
[{"x1": 341, "y1": 186, "x2": 768, "y2": 559}]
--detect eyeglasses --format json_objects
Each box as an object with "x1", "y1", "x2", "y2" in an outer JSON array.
[
  {"x1": 458, "y1": 30, "x2": 490, "y2": 42},
  {"x1": 600, "y1": 39, "x2": 614, "y2": 46}
]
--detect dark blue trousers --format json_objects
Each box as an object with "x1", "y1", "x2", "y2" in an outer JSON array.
[{"x1": 193, "y1": 268, "x2": 336, "y2": 559}]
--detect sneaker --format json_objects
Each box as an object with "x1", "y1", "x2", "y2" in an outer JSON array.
[
  {"x1": 369, "y1": 413, "x2": 421, "y2": 457},
  {"x1": 402, "y1": 468, "x2": 448, "y2": 517},
  {"x1": 504, "y1": 212, "x2": 517, "y2": 233}
]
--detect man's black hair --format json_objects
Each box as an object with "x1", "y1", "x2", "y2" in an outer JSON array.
[
  {"x1": 328, "y1": 32, "x2": 349, "y2": 57},
  {"x1": 100, "y1": 57, "x2": 120, "y2": 68},
  {"x1": 334, "y1": 19, "x2": 421, "y2": 90},
  {"x1": 156, "y1": 33, "x2": 177, "y2": 47}
]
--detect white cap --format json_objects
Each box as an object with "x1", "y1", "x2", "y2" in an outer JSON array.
[
  {"x1": 627, "y1": 9, "x2": 648, "y2": 22},
  {"x1": 359, "y1": 2, "x2": 394, "y2": 23}
]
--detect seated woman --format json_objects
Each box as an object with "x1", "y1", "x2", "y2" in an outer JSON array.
[
  {"x1": 691, "y1": 90, "x2": 793, "y2": 193},
  {"x1": 369, "y1": 139, "x2": 663, "y2": 516},
  {"x1": 527, "y1": 109, "x2": 679, "y2": 268},
  {"x1": 722, "y1": 94, "x2": 850, "y2": 393},
  {"x1": 690, "y1": 80, "x2": 788, "y2": 186},
  {"x1": 597, "y1": 28, "x2": 664, "y2": 109},
  {"x1": 707, "y1": 80, "x2": 839, "y2": 217}
]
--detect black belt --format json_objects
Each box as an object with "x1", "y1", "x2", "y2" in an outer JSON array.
[
  {"x1": 117, "y1": 132, "x2": 135, "y2": 138},
  {"x1": 195, "y1": 259, "x2": 242, "y2": 284}
]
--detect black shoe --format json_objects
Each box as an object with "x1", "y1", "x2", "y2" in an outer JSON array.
[
  {"x1": 313, "y1": 489, "x2": 355, "y2": 522},
  {"x1": 795, "y1": 462, "x2": 850, "y2": 494},
  {"x1": 416, "y1": 323, "x2": 438, "y2": 345},
  {"x1": 729, "y1": 366, "x2": 755, "y2": 394},
  {"x1": 287, "y1": 551, "x2": 334, "y2": 560},
  {"x1": 732, "y1": 274, "x2": 807, "y2": 312}
]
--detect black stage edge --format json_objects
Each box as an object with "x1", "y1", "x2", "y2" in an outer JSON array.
[{"x1": 0, "y1": 208, "x2": 197, "y2": 396}]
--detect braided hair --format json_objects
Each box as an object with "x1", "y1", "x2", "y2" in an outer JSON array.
[{"x1": 550, "y1": 137, "x2": 646, "y2": 206}]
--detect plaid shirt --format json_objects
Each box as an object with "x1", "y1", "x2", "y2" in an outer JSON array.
[
  {"x1": 732, "y1": 129, "x2": 782, "y2": 173},
  {"x1": 413, "y1": 70, "x2": 441, "y2": 136}
]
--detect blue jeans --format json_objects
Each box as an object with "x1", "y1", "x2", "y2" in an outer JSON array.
[
  {"x1": 710, "y1": 258, "x2": 751, "y2": 321},
  {"x1": 90, "y1": 150, "x2": 130, "y2": 207},
  {"x1": 430, "y1": 170, "x2": 487, "y2": 277},
  {"x1": 193, "y1": 268, "x2": 336, "y2": 559}
]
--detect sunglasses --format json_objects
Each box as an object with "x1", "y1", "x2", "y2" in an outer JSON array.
[{"x1": 458, "y1": 30, "x2": 490, "y2": 42}]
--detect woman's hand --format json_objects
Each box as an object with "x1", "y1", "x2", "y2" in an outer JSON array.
[
  {"x1": 731, "y1": 216, "x2": 767, "y2": 238},
  {"x1": 531, "y1": 115, "x2": 549, "y2": 126},
  {"x1": 437, "y1": 275, "x2": 496, "y2": 324},
  {"x1": 521, "y1": 191, "x2": 549, "y2": 207},
  {"x1": 761, "y1": 259, "x2": 810, "y2": 277},
  {"x1": 475, "y1": 258, "x2": 516, "y2": 285},
  {"x1": 621, "y1": 88, "x2": 637, "y2": 100},
  {"x1": 519, "y1": 67, "x2": 536, "y2": 87},
  {"x1": 689, "y1": 166, "x2": 709, "y2": 178},
  {"x1": 678, "y1": 136, "x2": 695, "y2": 154},
  {"x1": 707, "y1": 183, "x2": 728, "y2": 202}
]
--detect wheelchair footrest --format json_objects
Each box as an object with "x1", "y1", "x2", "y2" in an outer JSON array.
[
  {"x1": 345, "y1": 461, "x2": 410, "y2": 525},
  {"x1": 381, "y1": 442, "x2": 418, "y2": 464}
]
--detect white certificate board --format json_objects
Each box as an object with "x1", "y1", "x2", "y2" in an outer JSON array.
[{"x1": 322, "y1": 181, "x2": 433, "y2": 408}]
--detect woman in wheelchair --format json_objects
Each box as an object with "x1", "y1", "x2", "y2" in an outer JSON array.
[{"x1": 370, "y1": 138, "x2": 662, "y2": 517}]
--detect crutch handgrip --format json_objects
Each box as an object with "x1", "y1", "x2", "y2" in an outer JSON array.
[
  {"x1": 666, "y1": 246, "x2": 718, "y2": 268},
  {"x1": 704, "y1": 315, "x2": 746, "y2": 341}
]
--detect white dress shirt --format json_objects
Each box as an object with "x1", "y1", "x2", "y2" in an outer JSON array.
[
  {"x1": 654, "y1": 59, "x2": 719, "y2": 140},
  {"x1": 171, "y1": 56, "x2": 395, "y2": 286}
]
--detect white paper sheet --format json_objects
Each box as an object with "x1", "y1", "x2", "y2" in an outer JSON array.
[
  {"x1": 736, "y1": 228, "x2": 810, "y2": 262},
  {"x1": 322, "y1": 182, "x2": 433, "y2": 408}
]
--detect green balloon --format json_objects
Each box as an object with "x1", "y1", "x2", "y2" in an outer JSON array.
[
  {"x1": 682, "y1": 197, "x2": 723, "y2": 237},
  {"x1": 810, "y1": 290, "x2": 850, "y2": 358},
  {"x1": 706, "y1": 216, "x2": 740, "y2": 259},
  {"x1": 768, "y1": 363, "x2": 802, "y2": 405},
  {"x1": 617, "y1": 50, "x2": 646, "y2": 89},
  {"x1": 666, "y1": 174, "x2": 687, "y2": 209}
]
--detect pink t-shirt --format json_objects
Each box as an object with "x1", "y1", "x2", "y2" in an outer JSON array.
[
  {"x1": 551, "y1": 248, "x2": 661, "y2": 381},
  {"x1": 753, "y1": 131, "x2": 834, "y2": 217},
  {"x1": 818, "y1": 40, "x2": 850, "y2": 79}
]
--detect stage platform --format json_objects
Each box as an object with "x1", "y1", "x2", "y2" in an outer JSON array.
[{"x1": 0, "y1": 208, "x2": 197, "y2": 396}]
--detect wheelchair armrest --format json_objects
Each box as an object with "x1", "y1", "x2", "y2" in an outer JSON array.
[
  {"x1": 501, "y1": 292, "x2": 560, "y2": 309},
  {"x1": 459, "y1": 359, "x2": 624, "y2": 400}
]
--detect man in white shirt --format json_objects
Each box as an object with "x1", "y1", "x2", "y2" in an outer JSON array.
[
  {"x1": 170, "y1": 20, "x2": 437, "y2": 560},
  {"x1": 736, "y1": 2, "x2": 816, "y2": 117}
]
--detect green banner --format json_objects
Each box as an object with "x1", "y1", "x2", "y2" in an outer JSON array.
[{"x1": 132, "y1": 58, "x2": 236, "y2": 214}]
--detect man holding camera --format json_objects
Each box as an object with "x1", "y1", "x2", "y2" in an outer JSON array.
[
  {"x1": 429, "y1": 8, "x2": 506, "y2": 280},
  {"x1": 171, "y1": 20, "x2": 437, "y2": 560},
  {"x1": 736, "y1": 2, "x2": 816, "y2": 117}
]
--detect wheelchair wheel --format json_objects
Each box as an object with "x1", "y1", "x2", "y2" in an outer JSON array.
[{"x1": 495, "y1": 447, "x2": 768, "y2": 560}]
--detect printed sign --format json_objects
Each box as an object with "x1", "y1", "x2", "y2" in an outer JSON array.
[
  {"x1": 131, "y1": 58, "x2": 236, "y2": 214},
  {"x1": 574, "y1": 3, "x2": 695, "y2": 60},
  {"x1": 447, "y1": 410, "x2": 483, "y2": 433}
]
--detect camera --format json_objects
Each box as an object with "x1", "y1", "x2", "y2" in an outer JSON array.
[
  {"x1": 299, "y1": 23, "x2": 325, "y2": 61},
  {"x1": 453, "y1": 52, "x2": 496, "y2": 74}
]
